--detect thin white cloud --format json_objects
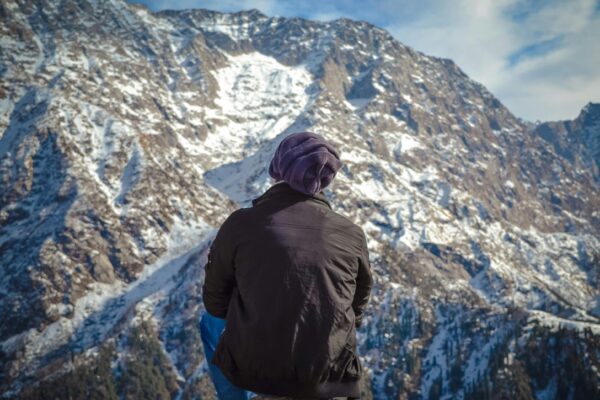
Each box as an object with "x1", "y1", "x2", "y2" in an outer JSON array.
[
  {"x1": 386, "y1": 0, "x2": 600, "y2": 121},
  {"x1": 517, "y1": 0, "x2": 596, "y2": 38},
  {"x1": 495, "y1": 13, "x2": 600, "y2": 121},
  {"x1": 309, "y1": 12, "x2": 345, "y2": 22}
]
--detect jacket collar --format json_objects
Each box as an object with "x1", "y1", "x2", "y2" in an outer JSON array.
[{"x1": 251, "y1": 181, "x2": 332, "y2": 209}]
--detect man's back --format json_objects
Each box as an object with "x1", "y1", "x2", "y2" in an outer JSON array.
[{"x1": 202, "y1": 181, "x2": 372, "y2": 399}]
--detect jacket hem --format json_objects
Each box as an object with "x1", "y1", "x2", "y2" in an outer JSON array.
[{"x1": 216, "y1": 363, "x2": 361, "y2": 399}]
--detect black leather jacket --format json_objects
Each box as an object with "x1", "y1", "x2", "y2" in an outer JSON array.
[{"x1": 202, "y1": 181, "x2": 373, "y2": 398}]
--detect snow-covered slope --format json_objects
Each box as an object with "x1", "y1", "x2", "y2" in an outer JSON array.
[{"x1": 0, "y1": 0, "x2": 599, "y2": 398}]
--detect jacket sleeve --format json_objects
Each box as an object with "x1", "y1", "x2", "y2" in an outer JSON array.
[
  {"x1": 352, "y1": 228, "x2": 373, "y2": 328},
  {"x1": 202, "y1": 211, "x2": 239, "y2": 318}
]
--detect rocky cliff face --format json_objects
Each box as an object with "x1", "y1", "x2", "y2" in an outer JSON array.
[
  {"x1": 1, "y1": 0, "x2": 599, "y2": 398},
  {"x1": 532, "y1": 102, "x2": 600, "y2": 183}
]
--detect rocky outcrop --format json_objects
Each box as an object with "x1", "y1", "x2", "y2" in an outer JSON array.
[{"x1": 533, "y1": 102, "x2": 600, "y2": 182}]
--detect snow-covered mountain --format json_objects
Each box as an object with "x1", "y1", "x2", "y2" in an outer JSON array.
[{"x1": 1, "y1": 0, "x2": 599, "y2": 398}]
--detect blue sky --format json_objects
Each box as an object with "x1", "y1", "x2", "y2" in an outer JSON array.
[{"x1": 129, "y1": 0, "x2": 600, "y2": 122}]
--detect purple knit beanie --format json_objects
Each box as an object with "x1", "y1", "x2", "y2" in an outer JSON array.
[{"x1": 269, "y1": 132, "x2": 342, "y2": 195}]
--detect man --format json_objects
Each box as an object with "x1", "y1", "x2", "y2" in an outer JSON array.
[{"x1": 201, "y1": 131, "x2": 373, "y2": 399}]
